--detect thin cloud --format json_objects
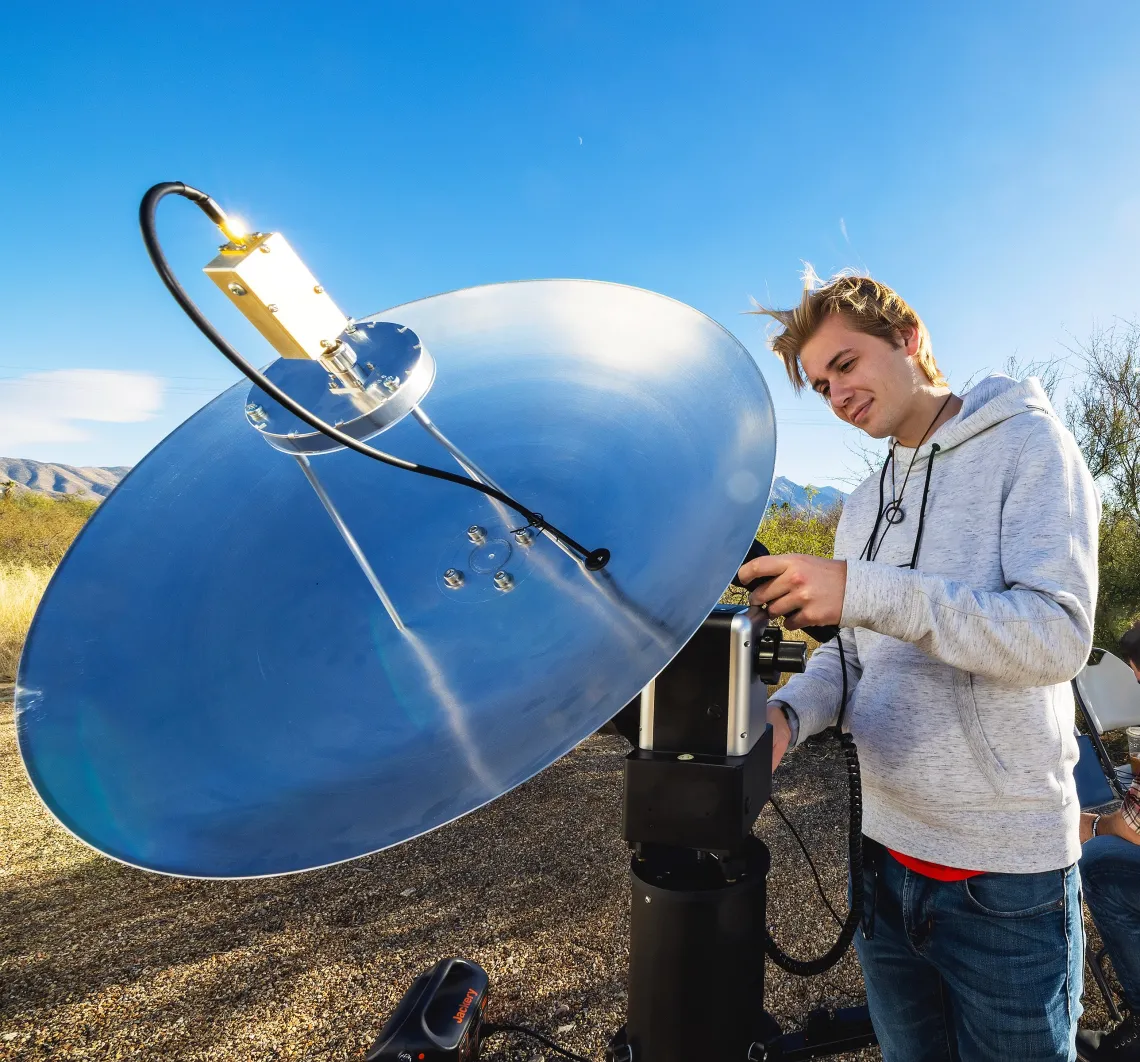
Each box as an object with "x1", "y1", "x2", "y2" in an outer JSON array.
[
  {"x1": 0, "y1": 369, "x2": 163, "y2": 450},
  {"x1": 839, "y1": 217, "x2": 850, "y2": 243}
]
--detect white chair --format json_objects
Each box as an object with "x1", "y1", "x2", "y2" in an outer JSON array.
[{"x1": 1074, "y1": 648, "x2": 1140, "y2": 798}]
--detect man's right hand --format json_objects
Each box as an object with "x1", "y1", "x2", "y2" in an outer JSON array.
[{"x1": 767, "y1": 701, "x2": 793, "y2": 774}]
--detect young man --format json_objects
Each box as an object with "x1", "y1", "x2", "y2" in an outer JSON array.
[
  {"x1": 739, "y1": 273, "x2": 1100, "y2": 1061},
  {"x1": 1077, "y1": 620, "x2": 1140, "y2": 1061}
]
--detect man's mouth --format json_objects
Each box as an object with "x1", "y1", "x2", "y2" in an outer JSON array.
[{"x1": 850, "y1": 399, "x2": 872, "y2": 425}]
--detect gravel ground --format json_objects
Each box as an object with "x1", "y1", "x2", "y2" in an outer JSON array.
[{"x1": 0, "y1": 684, "x2": 1119, "y2": 1061}]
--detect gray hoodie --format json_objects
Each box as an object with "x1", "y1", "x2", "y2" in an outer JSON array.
[{"x1": 778, "y1": 375, "x2": 1100, "y2": 873}]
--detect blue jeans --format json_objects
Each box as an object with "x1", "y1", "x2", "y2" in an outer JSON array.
[
  {"x1": 854, "y1": 838, "x2": 1083, "y2": 1062},
  {"x1": 1080, "y1": 835, "x2": 1140, "y2": 1013}
]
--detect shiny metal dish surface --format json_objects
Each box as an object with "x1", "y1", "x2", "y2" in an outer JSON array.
[{"x1": 16, "y1": 280, "x2": 776, "y2": 878}]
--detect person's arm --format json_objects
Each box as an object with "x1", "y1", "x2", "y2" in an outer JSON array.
[
  {"x1": 769, "y1": 626, "x2": 863, "y2": 760},
  {"x1": 841, "y1": 418, "x2": 1099, "y2": 685},
  {"x1": 1082, "y1": 777, "x2": 1140, "y2": 844}
]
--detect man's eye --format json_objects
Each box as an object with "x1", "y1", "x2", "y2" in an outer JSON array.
[{"x1": 839, "y1": 360, "x2": 854, "y2": 373}]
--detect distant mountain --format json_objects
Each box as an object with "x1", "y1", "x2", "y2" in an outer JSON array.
[
  {"x1": 1, "y1": 458, "x2": 842, "y2": 513},
  {"x1": 0, "y1": 458, "x2": 131, "y2": 501},
  {"x1": 769, "y1": 476, "x2": 847, "y2": 512}
]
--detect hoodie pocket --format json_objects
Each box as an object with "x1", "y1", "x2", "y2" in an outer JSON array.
[{"x1": 953, "y1": 672, "x2": 1008, "y2": 797}]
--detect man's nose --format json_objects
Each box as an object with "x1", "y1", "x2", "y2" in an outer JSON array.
[{"x1": 829, "y1": 379, "x2": 855, "y2": 411}]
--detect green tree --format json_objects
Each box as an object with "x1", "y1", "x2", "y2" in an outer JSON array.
[{"x1": 1065, "y1": 320, "x2": 1140, "y2": 648}]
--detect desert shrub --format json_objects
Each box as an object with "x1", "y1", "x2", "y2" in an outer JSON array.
[
  {"x1": 755, "y1": 500, "x2": 841, "y2": 560},
  {"x1": 0, "y1": 489, "x2": 97, "y2": 568},
  {"x1": 1097, "y1": 505, "x2": 1140, "y2": 653}
]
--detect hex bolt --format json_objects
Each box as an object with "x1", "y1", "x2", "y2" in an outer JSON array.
[
  {"x1": 467, "y1": 525, "x2": 487, "y2": 544},
  {"x1": 443, "y1": 569, "x2": 464, "y2": 589},
  {"x1": 344, "y1": 323, "x2": 357, "y2": 334},
  {"x1": 493, "y1": 571, "x2": 514, "y2": 591},
  {"x1": 512, "y1": 528, "x2": 534, "y2": 546},
  {"x1": 227, "y1": 282, "x2": 247, "y2": 296}
]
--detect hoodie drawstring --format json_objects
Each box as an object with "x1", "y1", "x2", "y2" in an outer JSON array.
[
  {"x1": 862, "y1": 442, "x2": 940, "y2": 568},
  {"x1": 908, "y1": 443, "x2": 940, "y2": 570}
]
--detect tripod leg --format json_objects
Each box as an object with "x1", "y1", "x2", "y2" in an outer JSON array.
[{"x1": 294, "y1": 453, "x2": 406, "y2": 632}]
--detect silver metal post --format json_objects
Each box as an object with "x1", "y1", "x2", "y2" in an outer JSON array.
[{"x1": 294, "y1": 453, "x2": 406, "y2": 632}]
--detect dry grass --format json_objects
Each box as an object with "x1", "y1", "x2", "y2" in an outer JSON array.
[
  {"x1": 0, "y1": 565, "x2": 51, "y2": 682},
  {"x1": 1, "y1": 706, "x2": 1124, "y2": 1061},
  {"x1": 1, "y1": 694, "x2": 884, "y2": 1062}
]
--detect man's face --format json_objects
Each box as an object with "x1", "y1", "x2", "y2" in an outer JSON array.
[{"x1": 799, "y1": 312, "x2": 921, "y2": 439}]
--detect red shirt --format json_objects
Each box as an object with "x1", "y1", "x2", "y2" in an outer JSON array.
[{"x1": 888, "y1": 849, "x2": 983, "y2": 881}]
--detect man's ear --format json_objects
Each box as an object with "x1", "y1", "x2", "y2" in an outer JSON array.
[{"x1": 899, "y1": 326, "x2": 920, "y2": 358}]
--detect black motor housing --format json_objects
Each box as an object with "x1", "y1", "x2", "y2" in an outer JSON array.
[{"x1": 618, "y1": 839, "x2": 778, "y2": 1062}]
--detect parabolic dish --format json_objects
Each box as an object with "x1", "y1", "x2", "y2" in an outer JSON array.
[{"x1": 15, "y1": 280, "x2": 776, "y2": 878}]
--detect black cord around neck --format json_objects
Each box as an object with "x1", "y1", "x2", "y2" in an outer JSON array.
[
  {"x1": 864, "y1": 393, "x2": 953, "y2": 562},
  {"x1": 908, "y1": 444, "x2": 940, "y2": 570}
]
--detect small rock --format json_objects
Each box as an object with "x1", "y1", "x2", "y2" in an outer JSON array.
[
  {"x1": 399, "y1": 887, "x2": 415, "y2": 897},
  {"x1": 556, "y1": 1023, "x2": 575, "y2": 1033}
]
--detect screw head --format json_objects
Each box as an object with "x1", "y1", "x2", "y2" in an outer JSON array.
[
  {"x1": 382, "y1": 376, "x2": 400, "y2": 392},
  {"x1": 467, "y1": 525, "x2": 487, "y2": 544},
  {"x1": 512, "y1": 528, "x2": 534, "y2": 546},
  {"x1": 643, "y1": 895, "x2": 651, "y2": 904},
  {"x1": 267, "y1": 303, "x2": 279, "y2": 313},
  {"x1": 443, "y1": 569, "x2": 464, "y2": 589},
  {"x1": 345, "y1": 323, "x2": 358, "y2": 334},
  {"x1": 313, "y1": 284, "x2": 324, "y2": 294},
  {"x1": 227, "y1": 282, "x2": 247, "y2": 296},
  {"x1": 259, "y1": 244, "x2": 271, "y2": 253},
  {"x1": 493, "y1": 570, "x2": 514, "y2": 591},
  {"x1": 678, "y1": 753, "x2": 694, "y2": 761}
]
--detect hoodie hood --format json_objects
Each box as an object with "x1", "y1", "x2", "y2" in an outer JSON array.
[{"x1": 893, "y1": 374, "x2": 1056, "y2": 459}]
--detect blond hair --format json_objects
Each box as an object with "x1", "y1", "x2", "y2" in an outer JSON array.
[{"x1": 754, "y1": 269, "x2": 946, "y2": 393}]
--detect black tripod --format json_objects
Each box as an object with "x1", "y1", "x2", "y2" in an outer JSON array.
[{"x1": 606, "y1": 604, "x2": 876, "y2": 1062}]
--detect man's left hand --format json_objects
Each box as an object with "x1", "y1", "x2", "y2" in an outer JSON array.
[{"x1": 736, "y1": 553, "x2": 847, "y2": 631}]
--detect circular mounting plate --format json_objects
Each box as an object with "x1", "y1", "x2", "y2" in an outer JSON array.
[
  {"x1": 247, "y1": 320, "x2": 436, "y2": 454},
  {"x1": 15, "y1": 280, "x2": 776, "y2": 878}
]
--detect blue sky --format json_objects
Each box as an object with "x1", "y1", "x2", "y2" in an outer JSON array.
[{"x1": 2, "y1": 2, "x2": 1138, "y2": 488}]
